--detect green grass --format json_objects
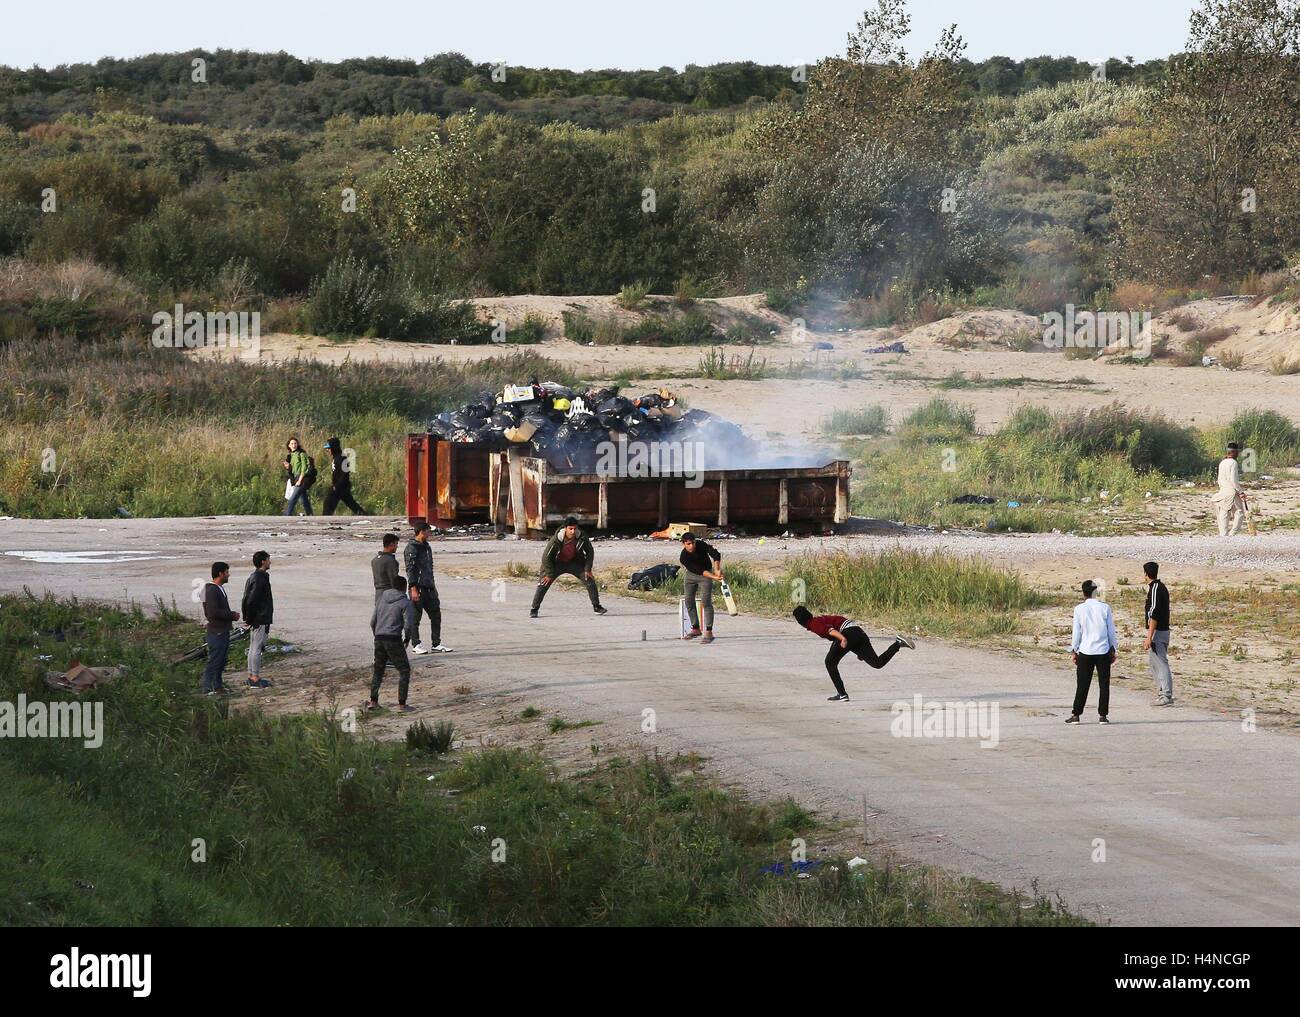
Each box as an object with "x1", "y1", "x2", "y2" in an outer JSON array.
[
  {"x1": 823, "y1": 404, "x2": 890, "y2": 436},
  {"x1": 845, "y1": 398, "x2": 1216, "y2": 535},
  {"x1": 612, "y1": 550, "x2": 1048, "y2": 640},
  {"x1": 0, "y1": 593, "x2": 1083, "y2": 926},
  {"x1": 0, "y1": 336, "x2": 581, "y2": 517}
]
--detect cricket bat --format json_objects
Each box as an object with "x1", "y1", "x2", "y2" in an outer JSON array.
[{"x1": 719, "y1": 580, "x2": 739, "y2": 616}]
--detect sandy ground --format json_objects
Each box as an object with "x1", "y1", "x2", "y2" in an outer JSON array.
[
  {"x1": 196, "y1": 330, "x2": 1300, "y2": 443},
  {"x1": 4, "y1": 515, "x2": 1300, "y2": 926}
]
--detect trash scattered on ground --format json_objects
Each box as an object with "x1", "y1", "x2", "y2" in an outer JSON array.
[
  {"x1": 172, "y1": 626, "x2": 251, "y2": 664},
  {"x1": 865, "y1": 341, "x2": 907, "y2": 354},
  {"x1": 1006, "y1": 500, "x2": 1020, "y2": 508},
  {"x1": 759, "y1": 859, "x2": 823, "y2": 876},
  {"x1": 45, "y1": 662, "x2": 127, "y2": 692},
  {"x1": 651, "y1": 522, "x2": 709, "y2": 541},
  {"x1": 114, "y1": 507, "x2": 132, "y2": 518},
  {"x1": 951, "y1": 494, "x2": 996, "y2": 505},
  {"x1": 628, "y1": 564, "x2": 680, "y2": 591},
  {"x1": 810, "y1": 341, "x2": 834, "y2": 350},
  {"x1": 846, "y1": 856, "x2": 870, "y2": 870}
]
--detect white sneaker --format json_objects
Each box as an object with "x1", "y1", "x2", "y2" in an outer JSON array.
[
  {"x1": 895, "y1": 634, "x2": 916, "y2": 650},
  {"x1": 411, "y1": 643, "x2": 429, "y2": 655},
  {"x1": 430, "y1": 644, "x2": 453, "y2": 653}
]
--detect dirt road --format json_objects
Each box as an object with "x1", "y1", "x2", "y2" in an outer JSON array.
[{"x1": 3, "y1": 515, "x2": 1299, "y2": 926}]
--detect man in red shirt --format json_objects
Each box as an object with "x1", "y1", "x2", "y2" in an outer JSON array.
[{"x1": 793, "y1": 606, "x2": 914, "y2": 701}]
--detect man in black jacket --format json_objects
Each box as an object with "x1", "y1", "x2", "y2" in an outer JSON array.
[
  {"x1": 530, "y1": 516, "x2": 606, "y2": 617},
  {"x1": 321, "y1": 437, "x2": 369, "y2": 516},
  {"x1": 202, "y1": 561, "x2": 240, "y2": 695},
  {"x1": 1143, "y1": 560, "x2": 1174, "y2": 705},
  {"x1": 404, "y1": 523, "x2": 451, "y2": 654},
  {"x1": 241, "y1": 550, "x2": 274, "y2": 690},
  {"x1": 372, "y1": 533, "x2": 400, "y2": 603},
  {"x1": 679, "y1": 532, "x2": 723, "y2": 643}
]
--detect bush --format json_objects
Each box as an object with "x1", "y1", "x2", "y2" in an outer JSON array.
[
  {"x1": 823, "y1": 404, "x2": 890, "y2": 436},
  {"x1": 406, "y1": 719, "x2": 456, "y2": 755},
  {"x1": 900, "y1": 398, "x2": 977, "y2": 443},
  {"x1": 615, "y1": 280, "x2": 651, "y2": 310},
  {"x1": 302, "y1": 252, "x2": 383, "y2": 336},
  {"x1": 1218, "y1": 408, "x2": 1300, "y2": 467},
  {"x1": 561, "y1": 309, "x2": 594, "y2": 342}
]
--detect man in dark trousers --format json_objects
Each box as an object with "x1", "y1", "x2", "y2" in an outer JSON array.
[
  {"x1": 1068, "y1": 579, "x2": 1118, "y2": 724},
  {"x1": 679, "y1": 532, "x2": 723, "y2": 642},
  {"x1": 240, "y1": 550, "x2": 274, "y2": 690},
  {"x1": 530, "y1": 516, "x2": 607, "y2": 618},
  {"x1": 1143, "y1": 561, "x2": 1174, "y2": 706},
  {"x1": 372, "y1": 533, "x2": 400, "y2": 602},
  {"x1": 403, "y1": 523, "x2": 451, "y2": 654},
  {"x1": 321, "y1": 437, "x2": 369, "y2": 516},
  {"x1": 793, "y1": 606, "x2": 914, "y2": 701},
  {"x1": 370, "y1": 576, "x2": 414, "y2": 712},
  {"x1": 202, "y1": 561, "x2": 240, "y2": 695}
]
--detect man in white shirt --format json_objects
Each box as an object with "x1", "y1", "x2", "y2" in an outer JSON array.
[
  {"x1": 1067, "y1": 580, "x2": 1118, "y2": 724},
  {"x1": 1212, "y1": 441, "x2": 1246, "y2": 536}
]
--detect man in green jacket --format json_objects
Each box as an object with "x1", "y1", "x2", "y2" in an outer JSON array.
[{"x1": 530, "y1": 516, "x2": 607, "y2": 618}]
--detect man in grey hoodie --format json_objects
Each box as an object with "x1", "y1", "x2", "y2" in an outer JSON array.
[{"x1": 370, "y1": 576, "x2": 414, "y2": 711}]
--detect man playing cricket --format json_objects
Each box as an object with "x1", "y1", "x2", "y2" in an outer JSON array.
[{"x1": 793, "y1": 607, "x2": 914, "y2": 702}]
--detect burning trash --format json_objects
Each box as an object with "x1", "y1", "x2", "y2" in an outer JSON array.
[{"x1": 426, "y1": 380, "x2": 770, "y2": 475}]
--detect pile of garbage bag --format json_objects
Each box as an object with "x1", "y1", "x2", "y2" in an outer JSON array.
[{"x1": 426, "y1": 379, "x2": 762, "y2": 474}]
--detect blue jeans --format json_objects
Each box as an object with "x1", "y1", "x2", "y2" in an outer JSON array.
[
  {"x1": 284, "y1": 485, "x2": 313, "y2": 516},
  {"x1": 203, "y1": 631, "x2": 230, "y2": 692}
]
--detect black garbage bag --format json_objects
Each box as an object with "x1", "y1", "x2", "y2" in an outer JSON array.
[
  {"x1": 570, "y1": 409, "x2": 604, "y2": 432},
  {"x1": 628, "y1": 563, "x2": 680, "y2": 591},
  {"x1": 491, "y1": 404, "x2": 522, "y2": 429},
  {"x1": 596, "y1": 395, "x2": 636, "y2": 430},
  {"x1": 427, "y1": 411, "x2": 455, "y2": 438}
]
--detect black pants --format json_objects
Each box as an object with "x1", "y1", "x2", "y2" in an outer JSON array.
[
  {"x1": 531, "y1": 564, "x2": 601, "y2": 612},
  {"x1": 1073, "y1": 653, "x2": 1111, "y2": 717},
  {"x1": 405, "y1": 581, "x2": 440, "y2": 647},
  {"x1": 371, "y1": 638, "x2": 411, "y2": 704},
  {"x1": 825, "y1": 626, "x2": 899, "y2": 695},
  {"x1": 322, "y1": 482, "x2": 368, "y2": 516}
]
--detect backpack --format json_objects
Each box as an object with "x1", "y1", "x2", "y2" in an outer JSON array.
[{"x1": 302, "y1": 455, "x2": 318, "y2": 489}]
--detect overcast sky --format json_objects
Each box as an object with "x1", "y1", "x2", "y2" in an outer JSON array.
[{"x1": 5, "y1": 1, "x2": 1199, "y2": 71}]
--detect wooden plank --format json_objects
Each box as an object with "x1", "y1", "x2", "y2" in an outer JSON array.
[
  {"x1": 835, "y1": 468, "x2": 850, "y2": 524},
  {"x1": 717, "y1": 478, "x2": 729, "y2": 527},
  {"x1": 508, "y1": 449, "x2": 528, "y2": 537},
  {"x1": 597, "y1": 481, "x2": 609, "y2": 530},
  {"x1": 778, "y1": 478, "x2": 789, "y2": 526}
]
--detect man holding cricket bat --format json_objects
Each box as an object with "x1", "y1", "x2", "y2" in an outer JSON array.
[{"x1": 680, "y1": 533, "x2": 724, "y2": 643}]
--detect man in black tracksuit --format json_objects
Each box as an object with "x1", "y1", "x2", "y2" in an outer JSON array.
[
  {"x1": 321, "y1": 437, "x2": 369, "y2": 516},
  {"x1": 403, "y1": 523, "x2": 449, "y2": 653},
  {"x1": 530, "y1": 516, "x2": 606, "y2": 617}
]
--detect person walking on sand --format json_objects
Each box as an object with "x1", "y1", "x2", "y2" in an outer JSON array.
[
  {"x1": 240, "y1": 550, "x2": 275, "y2": 690},
  {"x1": 793, "y1": 606, "x2": 914, "y2": 702},
  {"x1": 372, "y1": 532, "x2": 400, "y2": 602},
  {"x1": 201, "y1": 561, "x2": 240, "y2": 695},
  {"x1": 321, "y1": 437, "x2": 369, "y2": 516},
  {"x1": 679, "y1": 532, "x2": 723, "y2": 643},
  {"x1": 403, "y1": 523, "x2": 452, "y2": 654},
  {"x1": 1142, "y1": 561, "x2": 1174, "y2": 706},
  {"x1": 282, "y1": 436, "x2": 314, "y2": 516},
  {"x1": 530, "y1": 516, "x2": 607, "y2": 618},
  {"x1": 1212, "y1": 441, "x2": 1247, "y2": 536},
  {"x1": 1067, "y1": 580, "x2": 1118, "y2": 724},
  {"x1": 370, "y1": 576, "x2": 415, "y2": 712}
]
